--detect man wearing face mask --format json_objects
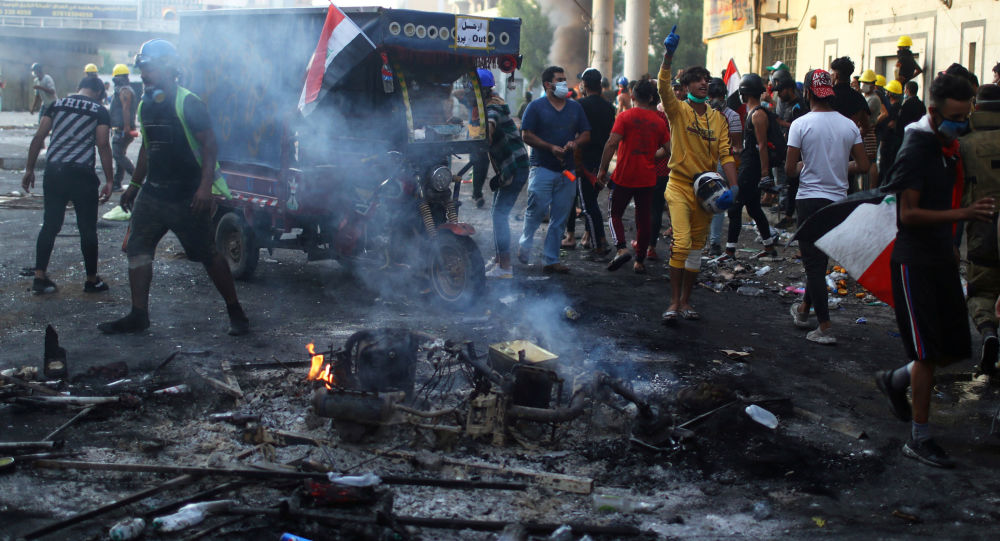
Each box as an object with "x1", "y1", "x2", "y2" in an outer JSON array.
[
  {"x1": 657, "y1": 25, "x2": 738, "y2": 324},
  {"x1": 705, "y1": 77, "x2": 742, "y2": 257},
  {"x1": 109, "y1": 64, "x2": 138, "y2": 192},
  {"x1": 959, "y1": 84, "x2": 1000, "y2": 376},
  {"x1": 874, "y1": 74, "x2": 990, "y2": 469},
  {"x1": 518, "y1": 66, "x2": 592, "y2": 274},
  {"x1": 99, "y1": 39, "x2": 249, "y2": 336}
]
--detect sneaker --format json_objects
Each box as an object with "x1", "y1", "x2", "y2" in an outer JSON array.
[
  {"x1": 902, "y1": 438, "x2": 956, "y2": 468},
  {"x1": 806, "y1": 326, "x2": 836, "y2": 344},
  {"x1": 84, "y1": 278, "x2": 109, "y2": 293},
  {"x1": 790, "y1": 302, "x2": 812, "y2": 329},
  {"x1": 755, "y1": 248, "x2": 779, "y2": 260},
  {"x1": 32, "y1": 277, "x2": 57, "y2": 295},
  {"x1": 709, "y1": 243, "x2": 722, "y2": 257},
  {"x1": 98, "y1": 310, "x2": 150, "y2": 334},
  {"x1": 542, "y1": 263, "x2": 571, "y2": 274},
  {"x1": 474, "y1": 196, "x2": 485, "y2": 208},
  {"x1": 725, "y1": 247, "x2": 736, "y2": 259},
  {"x1": 874, "y1": 370, "x2": 912, "y2": 421},
  {"x1": 646, "y1": 247, "x2": 658, "y2": 261},
  {"x1": 485, "y1": 265, "x2": 514, "y2": 279},
  {"x1": 979, "y1": 334, "x2": 998, "y2": 376}
]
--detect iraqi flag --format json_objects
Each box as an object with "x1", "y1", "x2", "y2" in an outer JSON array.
[
  {"x1": 792, "y1": 192, "x2": 897, "y2": 306},
  {"x1": 298, "y1": 3, "x2": 375, "y2": 115},
  {"x1": 723, "y1": 59, "x2": 740, "y2": 97}
]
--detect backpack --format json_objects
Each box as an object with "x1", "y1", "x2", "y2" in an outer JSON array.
[{"x1": 749, "y1": 105, "x2": 787, "y2": 167}]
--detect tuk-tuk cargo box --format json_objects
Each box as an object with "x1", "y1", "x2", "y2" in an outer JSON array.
[{"x1": 488, "y1": 340, "x2": 558, "y2": 374}]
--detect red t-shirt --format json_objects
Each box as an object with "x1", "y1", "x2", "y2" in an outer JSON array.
[
  {"x1": 611, "y1": 107, "x2": 669, "y2": 188},
  {"x1": 654, "y1": 110, "x2": 671, "y2": 178}
]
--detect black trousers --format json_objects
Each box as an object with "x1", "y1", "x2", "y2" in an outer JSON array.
[
  {"x1": 35, "y1": 164, "x2": 100, "y2": 276},
  {"x1": 796, "y1": 198, "x2": 835, "y2": 323},
  {"x1": 111, "y1": 130, "x2": 135, "y2": 186},
  {"x1": 727, "y1": 166, "x2": 773, "y2": 246},
  {"x1": 566, "y1": 168, "x2": 605, "y2": 244},
  {"x1": 471, "y1": 150, "x2": 489, "y2": 200},
  {"x1": 649, "y1": 175, "x2": 668, "y2": 248}
]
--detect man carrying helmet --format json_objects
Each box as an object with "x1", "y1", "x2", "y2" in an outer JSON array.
[
  {"x1": 895, "y1": 36, "x2": 923, "y2": 83},
  {"x1": 657, "y1": 25, "x2": 738, "y2": 324},
  {"x1": 706, "y1": 76, "x2": 742, "y2": 257},
  {"x1": 109, "y1": 64, "x2": 138, "y2": 192},
  {"x1": 99, "y1": 39, "x2": 249, "y2": 336},
  {"x1": 29, "y1": 63, "x2": 57, "y2": 121}
]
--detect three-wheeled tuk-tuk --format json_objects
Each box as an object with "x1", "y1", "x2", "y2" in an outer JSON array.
[{"x1": 179, "y1": 7, "x2": 521, "y2": 306}]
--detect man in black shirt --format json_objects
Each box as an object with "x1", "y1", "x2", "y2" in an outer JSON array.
[
  {"x1": 897, "y1": 81, "x2": 926, "y2": 137},
  {"x1": 568, "y1": 68, "x2": 614, "y2": 255},
  {"x1": 830, "y1": 57, "x2": 869, "y2": 125},
  {"x1": 99, "y1": 39, "x2": 249, "y2": 336},
  {"x1": 875, "y1": 74, "x2": 989, "y2": 468},
  {"x1": 109, "y1": 63, "x2": 138, "y2": 191},
  {"x1": 22, "y1": 77, "x2": 114, "y2": 295}
]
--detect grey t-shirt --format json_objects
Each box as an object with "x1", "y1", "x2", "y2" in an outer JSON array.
[
  {"x1": 34, "y1": 74, "x2": 57, "y2": 107},
  {"x1": 866, "y1": 94, "x2": 882, "y2": 125}
]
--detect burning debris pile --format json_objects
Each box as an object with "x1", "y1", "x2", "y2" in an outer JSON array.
[{"x1": 0, "y1": 326, "x2": 882, "y2": 539}]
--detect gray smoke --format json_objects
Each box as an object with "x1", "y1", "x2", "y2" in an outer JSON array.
[{"x1": 539, "y1": 0, "x2": 592, "y2": 83}]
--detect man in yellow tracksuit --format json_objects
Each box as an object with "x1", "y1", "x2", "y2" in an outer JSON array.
[{"x1": 657, "y1": 25, "x2": 738, "y2": 324}]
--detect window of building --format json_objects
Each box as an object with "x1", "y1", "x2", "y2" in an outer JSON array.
[{"x1": 762, "y1": 31, "x2": 797, "y2": 79}]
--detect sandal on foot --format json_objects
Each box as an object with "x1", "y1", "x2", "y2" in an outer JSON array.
[
  {"x1": 633, "y1": 261, "x2": 646, "y2": 274},
  {"x1": 661, "y1": 310, "x2": 678, "y2": 325},
  {"x1": 680, "y1": 309, "x2": 701, "y2": 320}
]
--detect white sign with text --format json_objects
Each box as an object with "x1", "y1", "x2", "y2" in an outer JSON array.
[{"x1": 454, "y1": 16, "x2": 489, "y2": 49}]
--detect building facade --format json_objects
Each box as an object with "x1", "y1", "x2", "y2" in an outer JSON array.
[{"x1": 704, "y1": 0, "x2": 1000, "y2": 99}]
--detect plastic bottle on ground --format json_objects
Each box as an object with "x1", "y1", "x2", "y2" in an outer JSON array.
[{"x1": 109, "y1": 517, "x2": 145, "y2": 540}]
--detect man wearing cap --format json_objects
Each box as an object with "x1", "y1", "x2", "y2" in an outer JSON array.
[
  {"x1": 771, "y1": 69, "x2": 806, "y2": 227},
  {"x1": 29, "y1": 63, "x2": 57, "y2": 122},
  {"x1": 878, "y1": 79, "x2": 905, "y2": 183},
  {"x1": 84, "y1": 63, "x2": 107, "y2": 103},
  {"x1": 569, "y1": 67, "x2": 614, "y2": 256},
  {"x1": 99, "y1": 39, "x2": 249, "y2": 336},
  {"x1": 616, "y1": 76, "x2": 632, "y2": 114},
  {"x1": 786, "y1": 69, "x2": 868, "y2": 344},
  {"x1": 895, "y1": 36, "x2": 923, "y2": 83},
  {"x1": 21, "y1": 76, "x2": 114, "y2": 295},
  {"x1": 109, "y1": 64, "x2": 138, "y2": 192}
]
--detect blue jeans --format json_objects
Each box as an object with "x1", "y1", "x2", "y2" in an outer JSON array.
[
  {"x1": 519, "y1": 166, "x2": 576, "y2": 265},
  {"x1": 709, "y1": 212, "x2": 724, "y2": 246},
  {"x1": 492, "y1": 167, "x2": 528, "y2": 258}
]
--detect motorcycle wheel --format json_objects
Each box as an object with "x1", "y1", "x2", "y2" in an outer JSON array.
[
  {"x1": 429, "y1": 231, "x2": 485, "y2": 308},
  {"x1": 215, "y1": 212, "x2": 259, "y2": 280}
]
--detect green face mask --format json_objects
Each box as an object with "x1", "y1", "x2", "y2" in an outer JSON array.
[{"x1": 687, "y1": 92, "x2": 707, "y2": 103}]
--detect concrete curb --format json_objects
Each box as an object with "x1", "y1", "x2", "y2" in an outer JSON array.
[{"x1": 0, "y1": 157, "x2": 42, "y2": 171}]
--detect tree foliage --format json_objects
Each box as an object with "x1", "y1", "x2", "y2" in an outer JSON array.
[
  {"x1": 499, "y1": 0, "x2": 553, "y2": 86},
  {"x1": 612, "y1": 0, "x2": 706, "y2": 77}
]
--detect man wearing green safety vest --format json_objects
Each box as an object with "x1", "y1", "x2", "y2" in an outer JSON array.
[{"x1": 99, "y1": 39, "x2": 250, "y2": 336}]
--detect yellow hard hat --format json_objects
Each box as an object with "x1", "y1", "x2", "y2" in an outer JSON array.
[
  {"x1": 112, "y1": 64, "x2": 130, "y2": 77},
  {"x1": 886, "y1": 80, "x2": 903, "y2": 95},
  {"x1": 859, "y1": 70, "x2": 877, "y2": 84},
  {"x1": 84, "y1": 63, "x2": 98, "y2": 73},
  {"x1": 897, "y1": 35, "x2": 913, "y2": 48},
  {"x1": 875, "y1": 75, "x2": 887, "y2": 88}
]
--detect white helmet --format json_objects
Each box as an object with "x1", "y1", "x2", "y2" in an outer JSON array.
[{"x1": 693, "y1": 171, "x2": 729, "y2": 214}]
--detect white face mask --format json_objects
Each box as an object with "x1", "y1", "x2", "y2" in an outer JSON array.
[{"x1": 552, "y1": 81, "x2": 569, "y2": 99}]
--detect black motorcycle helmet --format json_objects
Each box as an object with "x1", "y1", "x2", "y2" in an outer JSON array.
[
  {"x1": 738, "y1": 73, "x2": 766, "y2": 98},
  {"x1": 770, "y1": 69, "x2": 795, "y2": 92},
  {"x1": 707, "y1": 77, "x2": 727, "y2": 99}
]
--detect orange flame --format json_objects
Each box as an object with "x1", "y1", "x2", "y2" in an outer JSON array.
[{"x1": 306, "y1": 342, "x2": 336, "y2": 389}]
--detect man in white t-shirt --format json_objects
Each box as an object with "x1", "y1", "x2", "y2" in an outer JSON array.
[{"x1": 784, "y1": 69, "x2": 869, "y2": 345}]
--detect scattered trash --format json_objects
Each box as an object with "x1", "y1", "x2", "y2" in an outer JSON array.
[
  {"x1": 755, "y1": 265, "x2": 771, "y2": 276},
  {"x1": 499, "y1": 294, "x2": 518, "y2": 306},
  {"x1": 721, "y1": 349, "x2": 750, "y2": 360},
  {"x1": 855, "y1": 317, "x2": 867, "y2": 324},
  {"x1": 828, "y1": 298, "x2": 842, "y2": 307},
  {"x1": 281, "y1": 533, "x2": 313, "y2": 541},
  {"x1": 745, "y1": 404, "x2": 779, "y2": 429},
  {"x1": 867, "y1": 301, "x2": 888, "y2": 307},
  {"x1": 526, "y1": 276, "x2": 550, "y2": 281},
  {"x1": 108, "y1": 517, "x2": 145, "y2": 541},
  {"x1": 152, "y1": 500, "x2": 236, "y2": 532},
  {"x1": 152, "y1": 384, "x2": 190, "y2": 395},
  {"x1": 549, "y1": 525, "x2": 574, "y2": 541},
  {"x1": 752, "y1": 500, "x2": 772, "y2": 520},
  {"x1": 592, "y1": 493, "x2": 659, "y2": 513},
  {"x1": 43, "y1": 325, "x2": 68, "y2": 380},
  {"x1": 101, "y1": 206, "x2": 131, "y2": 221},
  {"x1": 737, "y1": 286, "x2": 764, "y2": 297},
  {"x1": 887, "y1": 331, "x2": 900, "y2": 338},
  {"x1": 811, "y1": 516, "x2": 826, "y2": 527},
  {"x1": 326, "y1": 472, "x2": 381, "y2": 487},
  {"x1": 563, "y1": 306, "x2": 581, "y2": 321},
  {"x1": 784, "y1": 286, "x2": 805, "y2": 294},
  {"x1": 891, "y1": 509, "x2": 921, "y2": 523}
]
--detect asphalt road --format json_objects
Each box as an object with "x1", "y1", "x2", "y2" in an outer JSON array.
[{"x1": 2, "y1": 117, "x2": 1000, "y2": 537}]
